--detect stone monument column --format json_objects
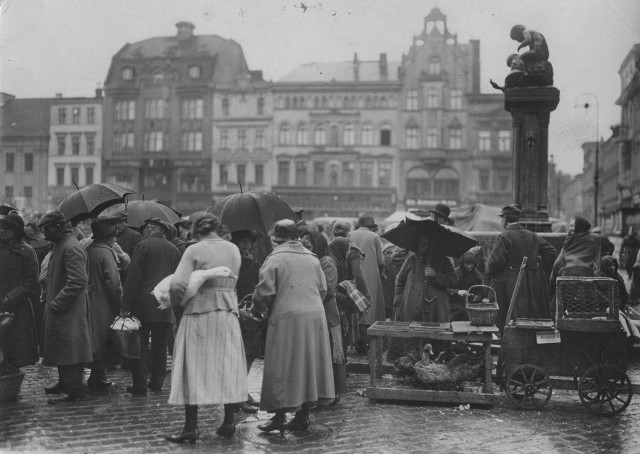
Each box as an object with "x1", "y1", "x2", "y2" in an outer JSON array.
[{"x1": 504, "y1": 87, "x2": 559, "y2": 232}]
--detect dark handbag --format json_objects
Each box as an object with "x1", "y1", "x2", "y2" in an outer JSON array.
[
  {"x1": 238, "y1": 296, "x2": 268, "y2": 357},
  {"x1": 109, "y1": 316, "x2": 142, "y2": 359}
]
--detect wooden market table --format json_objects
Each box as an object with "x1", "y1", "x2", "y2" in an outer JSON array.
[{"x1": 367, "y1": 320, "x2": 498, "y2": 406}]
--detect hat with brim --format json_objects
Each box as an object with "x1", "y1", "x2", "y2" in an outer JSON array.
[
  {"x1": 431, "y1": 203, "x2": 451, "y2": 221},
  {"x1": 358, "y1": 214, "x2": 377, "y2": 228},
  {"x1": 91, "y1": 217, "x2": 117, "y2": 240},
  {"x1": 39, "y1": 210, "x2": 68, "y2": 229},
  {"x1": 109, "y1": 210, "x2": 128, "y2": 221},
  {"x1": 0, "y1": 210, "x2": 25, "y2": 238},
  {"x1": 499, "y1": 205, "x2": 522, "y2": 218},
  {"x1": 273, "y1": 219, "x2": 298, "y2": 243},
  {"x1": 144, "y1": 217, "x2": 170, "y2": 232}
]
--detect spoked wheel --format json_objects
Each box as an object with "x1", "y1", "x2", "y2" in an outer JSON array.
[
  {"x1": 577, "y1": 364, "x2": 633, "y2": 416},
  {"x1": 505, "y1": 364, "x2": 553, "y2": 410}
]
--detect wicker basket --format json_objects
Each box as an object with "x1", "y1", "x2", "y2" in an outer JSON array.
[
  {"x1": 0, "y1": 366, "x2": 25, "y2": 402},
  {"x1": 465, "y1": 285, "x2": 499, "y2": 326}
]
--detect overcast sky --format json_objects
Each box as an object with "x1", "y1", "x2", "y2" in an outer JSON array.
[{"x1": 1, "y1": 0, "x2": 639, "y2": 176}]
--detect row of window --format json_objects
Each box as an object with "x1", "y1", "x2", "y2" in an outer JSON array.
[
  {"x1": 57, "y1": 106, "x2": 96, "y2": 125},
  {"x1": 404, "y1": 88, "x2": 463, "y2": 111},
  {"x1": 55, "y1": 164, "x2": 95, "y2": 187},
  {"x1": 278, "y1": 123, "x2": 392, "y2": 147},
  {"x1": 121, "y1": 65, "x2": 202, "y2": 82},
  {"x1": 276, "y1": 160, "x2": 392, "y2": 187},
  {"x1": 115, "y1": 99, "x2": 206, "y2": 121},
  {"x1": 220, "y1": 97, "x2": 265, "y2": 116},
  {"x1": 4, "y1": 186, "x2": 32, "y2": 199},
  {"x1": 402, "y1": 128, "x2": 511, "y2": 151},
  {"x1": 56, "y1": 133, "x2": 97, "y2": 155},
  {"x1": 218, "y1": 163, "x2": 265, "y2": 187},
  {"x1": 278, "y1": 94, "x2": 397, "y2": 110},
  {"x1": 4, "y1": 152, "x2": 34, "y2": 172},
  {"x1": 219, "y1": 128, "x2": 266, "y2": 150},
  {"x1": 113, "y1": 131, "x2": 204, "y2": 153}
]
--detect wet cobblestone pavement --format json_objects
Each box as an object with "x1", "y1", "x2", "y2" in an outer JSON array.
[{"x1": 2, "y1": 357, "x2": 640, "y2": 453}]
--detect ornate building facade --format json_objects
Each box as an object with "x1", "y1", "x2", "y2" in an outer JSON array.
[
  {"x1": 47, "y1": 92, "x2": 103, "y2": 209},
  {"x1": 102, "y1": 22, "x2": 257, "y2": 213},
  {"x1": 272, "y1": 7, "x2": 512, "y2": 218}
]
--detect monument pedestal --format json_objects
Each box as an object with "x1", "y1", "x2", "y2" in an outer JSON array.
[{"x1": 504, "y1": 86, "x2": 560, "y2": 233}]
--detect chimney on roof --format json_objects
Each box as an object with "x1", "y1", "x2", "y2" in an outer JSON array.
[
  {"x1": 95, "y1": 88, "x2": 103, "y2": 99},
  {"x1": 353, "y1": 53, "x2": 360, "y2": 82},
  {"x1": 379, "y1": 53, "x2": 388, "y2": 80},
  {"x1": 176, "y1": 21, "x2": 195, "y2": 41}
]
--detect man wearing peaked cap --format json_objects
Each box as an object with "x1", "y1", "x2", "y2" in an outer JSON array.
[
  {"x1": 485, "y1": 204, "x2": 556, "y2": 332},
  {"x1": 121, "y1": 214, "x2": 181, "y2": 395},
  {"x1": 110, "y1": 210, "x2": 142, "y2": 261}
]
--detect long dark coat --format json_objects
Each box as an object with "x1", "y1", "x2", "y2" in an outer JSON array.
[
  {"x1": 86, "y1": 241, "x2": 122, "y2": 361},
  {"x1": 42, "y1": 226, "x2": 93, "y2": 366},
  {"x1": 0, "y1": 239, "x2": 39, "y2": 368},
  {"x1": 116, "y1": 226, "x2": 142, "y2": 257},
  {"x1": 122, "y1": 233, "x2": 180, "y2": 323},
  {"x1": 485, "y1": 223, "x2": 556, "y2": 331},
  {"x1": 393, "y1": 251, "x2": 458, "y2": 323}
]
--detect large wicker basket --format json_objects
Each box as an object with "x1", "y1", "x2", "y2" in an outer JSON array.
[
  {"x1": 465, "y1": 285, "x2": 499, "y2": 326},
  {"x1": 0, "y1": 365, "x2": 25, "y2": 402}
]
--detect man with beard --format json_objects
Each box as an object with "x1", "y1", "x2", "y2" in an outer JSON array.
[{"x1": 38, "y1": 211, "x2": 93, "y2": 403}]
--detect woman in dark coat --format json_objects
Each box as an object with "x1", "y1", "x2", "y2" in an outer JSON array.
[
  {"x1": 85, "y1": 217, "x2": 123, "y2": 390},
  {"x1": 0, "y1": 211, "x2": 39, "y2": 369},
  {"x1": 447, "y1": 251, "x2": 485, "y2": 321}
]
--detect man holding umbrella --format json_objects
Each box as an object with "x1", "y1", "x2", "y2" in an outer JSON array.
[
  {"x1": 485, "y1": 205, "x2": 556, "y2": 332},
  {"x1": 121, "y1": 217, "x2": 180, "y2": 395}
]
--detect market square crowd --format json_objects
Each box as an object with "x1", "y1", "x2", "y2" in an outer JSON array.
[{"x1": 2, "y1": 202, "x2": 639, "y2": 443}]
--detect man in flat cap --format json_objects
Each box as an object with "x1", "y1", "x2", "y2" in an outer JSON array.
[
  {"x1": 121, "y1": 217, "x2": 180, "y2": 395},
  {"x1": 38, "y1": 211, "x2": 93, "y2": 403},
  {"x1": 350, "y1": 214, "x2": 385, "y2": 354},
  {"x1": 485, "y1": 205, "x2": 556, "y2": 332},
  {"x1": 110, "y1": 210, "x2": 142, "y2": 259}
]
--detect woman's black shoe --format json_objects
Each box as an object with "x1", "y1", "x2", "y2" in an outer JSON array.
[
  {"x1": 258, "y1": 416, "x2": 286, "y2": 435},
  {"x1": 215, "y1": 423, "x2": 236, "y2": 439},
  {"x1": 239, "y1": 401, "x2": 259, "y2": 413},
  {"x1": 165, "y1": 428, "x2": 199, "y2": 444},
  {"x1": 284, "y1": 414, "x2": 310, "y2": 431},
  {"x1": 44, "y1": 382, "x2": 68, "y2": 394}
]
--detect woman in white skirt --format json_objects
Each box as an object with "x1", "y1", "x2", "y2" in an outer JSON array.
[{"x1": 166, "y1": 213, "x2": 247, "y2": 443}]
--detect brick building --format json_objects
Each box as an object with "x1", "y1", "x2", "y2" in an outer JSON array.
[
  {"x1": 0, "y1": 93, "x2": 51, "y2": 214},
  {"x1": 47, "y1": 92, "x2": 103, "y2": 209}
]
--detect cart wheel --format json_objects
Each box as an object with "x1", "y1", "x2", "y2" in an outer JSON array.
[
  {"x1": 505, "y1": 364, "x2": 552, "y2": 410},
  {"x1": 578, "y1": 364, "x2": 633, "y2": 416}
]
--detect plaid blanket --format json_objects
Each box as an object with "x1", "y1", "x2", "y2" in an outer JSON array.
[{"x1": 338, "y1": 280, "x2": 371, "y2": 314}]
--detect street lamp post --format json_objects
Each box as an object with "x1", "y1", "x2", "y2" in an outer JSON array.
[{"x1": 576, "y1": 93, "x2": 600, "y2": 227}]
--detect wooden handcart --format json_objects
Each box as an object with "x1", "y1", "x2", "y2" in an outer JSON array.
[
  {"x1": 367, "y1": 321, "x2": 497, "y2": 406},
  {"x1": 500, "y1": 276, "x2": 633, "y2": 415}
]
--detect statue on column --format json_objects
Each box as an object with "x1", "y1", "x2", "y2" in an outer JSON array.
[{"x1": 491, "y1": 25, "x2": 553, "y2": 91}]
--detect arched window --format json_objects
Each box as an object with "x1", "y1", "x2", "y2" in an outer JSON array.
[
  {"x1": 344, "y1": 124, "x2": 355, "y2": 146},
  {"x1": 380, "y1": 123, "x2": 392, "y2": 146},
  {"x1": 279, "y1": 123, "x2": 292, "y2": 145},
  {"x1": 406, "y1": 167, "x2": 430, "y2": 197},
  {"x1": 314, "y1": 124, "x2": 326, "y2": 145},
  {"x1": 296, "y1": 124, "x2": 308, "y2": 145},
  {"x1": 361, "y1": 124, "x2": 374, "y2": 146},
  {"x1": 434, "y1": 168, "x2": 459, "y2": 197}
]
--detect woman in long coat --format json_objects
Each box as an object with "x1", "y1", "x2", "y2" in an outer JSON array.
[
  {"x1": 166, "y1": 212, "x2": 247, "y2": 443},
  {"x1": 394, "y1": 234, "x2": 458, "y2": 323},
  {"x1": 252, "y1": 220, "x2": 335, "y2": 434},
  {"x1": 85, "y1": 217, "x2": 123, "y2": 390},
  {"x1": 305, "y1": 231, "x2": 346, "y2": 403},
  {"x1": 0, "y1": 211, "x2": 39, "y2": 369}
]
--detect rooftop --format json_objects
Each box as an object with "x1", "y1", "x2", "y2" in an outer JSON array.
[{"x1": 279, "y1": 60, "x2": 400, "y2": 83}]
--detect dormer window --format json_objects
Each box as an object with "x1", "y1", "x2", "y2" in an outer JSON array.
[
  {"x1": 428, "y1": 57, "x2": 441, "y2": 75},
  {"x1": 122, "y1": 67, "x2": 134, "y2": 81},
  {"x1": 188, "y1": 65, "x2": 201, "y2": 79}
]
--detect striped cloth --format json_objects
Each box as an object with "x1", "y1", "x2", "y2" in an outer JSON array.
[
  {"x1": 338, "y1": 280, "x2": 372, "y2": 314},
  {"x1": 168, "y1": 310, "x2": 248, "y2": 405}
]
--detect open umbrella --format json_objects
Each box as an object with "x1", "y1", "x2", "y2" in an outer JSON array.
[
  {"x1": 102, "y1": 200, "x2": 182, "y2": 228},
  {"x1": 58, "y1": 183, "x2": 134, "y2": 223},
  {"x1": 382, "y1": 217, "x2": 478, "y2": 259},
  {"x1": 0, "y1": 197, "x2": 17, "y2": 216},
  {"x1": 209, "y1": 191, "x2": 297, "y2": 234}
]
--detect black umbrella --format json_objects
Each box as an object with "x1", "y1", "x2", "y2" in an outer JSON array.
[
  {"x1": 58, "y1": 183, "x2": 135, "y2": 223},
  {"x1": 101, "y1": 200, "x2": 182, "y2": 228},
  {"x1": 209, "y1": 191, "x2": 298, "y2": 234},
  {"x1": 0, "y1": 197, "x2": 17, "y2": 216},
  {"x1": 382, "y1": 217, "x2": 478, "y2": 258}
]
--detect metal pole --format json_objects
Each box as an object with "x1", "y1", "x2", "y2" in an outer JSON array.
[{"x1": 579, "y1": 93, "x2": 599, "y2": 227}]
